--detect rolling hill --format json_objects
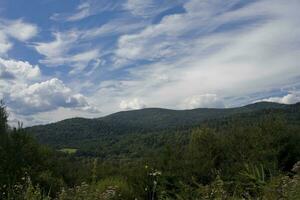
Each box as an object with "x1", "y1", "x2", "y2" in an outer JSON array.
[{"x1": 27, "y1": 102, "x2": 300, "y2": 158}]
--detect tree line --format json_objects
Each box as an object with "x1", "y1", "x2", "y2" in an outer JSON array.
[{"x1": 0, "y1": 101, "x2": 300, "y2": 199}]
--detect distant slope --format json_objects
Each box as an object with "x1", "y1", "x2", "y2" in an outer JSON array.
[
  {"x1": 100, "y1": 102, "x2": 288, "y2": 130},
  {"x1": 27, "y1": 102, "x2": 299, "y2": 153}
]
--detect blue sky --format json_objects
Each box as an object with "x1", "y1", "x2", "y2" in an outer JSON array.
[{"x1": 0, "y1": 0, "x2": 300, "y2": 126}]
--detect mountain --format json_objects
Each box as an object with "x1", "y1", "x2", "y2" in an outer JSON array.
[
  {"x1": 100, "y1": 101, "x2": 288, "y2": 129},
  {"x1": 27, "y1": 102, "x2": 300, "y2": 158}
]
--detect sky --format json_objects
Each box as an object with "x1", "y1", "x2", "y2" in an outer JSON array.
[{"x1": 0, "y1": 0, "x2": 300, "y2": 126}]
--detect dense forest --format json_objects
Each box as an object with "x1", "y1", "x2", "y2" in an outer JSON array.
[{"x1": 1, "y1": 100, "x2": 300, "y2": 199}]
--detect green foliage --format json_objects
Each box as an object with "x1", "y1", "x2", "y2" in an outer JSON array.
[
  {"x1": 187, "y1": 128, "x2": 223, "y2": 183},
  {"x1": 27, "y1": 102, "x2": 298, "y2": 157},
  {"x1": 1, "y1": 100, "x2": 300, "y2": 199},
  {"x1": 57, "y1": 178, "x2": 133, "y2": 200},
  {"x1": 59, "y1": 148, "x2": 78, "y2": 154},
  {"x1": 237, "y1": 164, "x2": 267, "y2": 197},
  {"x1": 0, "y1": 100, "x2": 8, "y2": 134},
  {"x1": 260, "y1": 161, "x2": 300, "y2": 200}
]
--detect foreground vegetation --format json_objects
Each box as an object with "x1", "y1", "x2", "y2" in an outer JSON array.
[{"x1": 1, "y1": 101, "x2": 300, "y2": 199}]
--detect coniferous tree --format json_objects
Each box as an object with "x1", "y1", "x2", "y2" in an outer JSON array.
[{"x1": 0, "y1": 100, "x2": 8, "y2": 134}]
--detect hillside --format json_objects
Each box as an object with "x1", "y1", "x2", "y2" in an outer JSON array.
[
  {"x1": 27, "y1": 102, "x2": 300, "y2": 158},
  {"x1": 3, "y1": 100, "x2": 300, "y2": 199}
]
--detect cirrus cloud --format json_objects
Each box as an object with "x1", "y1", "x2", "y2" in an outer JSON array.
[
  {"x1": 34, "y1": 31, "x2": 100, "y2": 73},
  {"x1": 106, "y1": 0, "x2": 300, "y2": 111}
]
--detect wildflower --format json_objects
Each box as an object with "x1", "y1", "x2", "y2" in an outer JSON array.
[
  {"x1": 149, "y1": 170, "x2": 162, "y2": 176},
  {"x1": 292, "y1": 161, "x2": 300, "y2": 174}
]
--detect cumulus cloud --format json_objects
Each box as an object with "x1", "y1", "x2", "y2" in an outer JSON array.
[
  {"x1": 8, "y1": 78, "x2": 98, "y2": 115},
  {"x1": 0, "y1": 58, "x2": 40, "y2": 80},
  {"x1": 181, "y1": 94, "x2": 225, "y2": 109},
  {"x1": 0, "y1": 19, "x2": 38, "y2": 55},
  {"x1": 0, "y1": 57, "x2": 98, "y2": 125},
  {"x1": 259, "y1": 92, "x2": 300, "y2": 104},
  {"x1": 120, "y1": 98, "x2": 146, "y2": 110},
  {"x1": 0, "y1": 58, "x2": 42, "y2": 115}
]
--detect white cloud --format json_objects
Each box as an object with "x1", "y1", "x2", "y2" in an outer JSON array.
[
  {"x1": 3, "y1": 19, "x2": 38, "y2": 41},
  {"x1": 0, "y1": 32, "x2": 12, "y2": 55},
  {"x1": 259, "y1": 92, "x2": 300, "y2": 104},
  {"x1": 0, "y1": 58, "x2": 40, "y2": 80},
  {"x1": 66, "y1": 2, "x2": 91, "y2": 21},
  {"x1": 35, "y1": 32, "x2": 76, "y2": 59},
  {"x1": 184, "y1": 0, "x2": 239, "y2": 16},
  {"x1": 181, "y1": 94, "x2": 225, "y2": 109},
  {"x1": 34, "y1": 32, "x2": 100, "y2": 72},
  {"x1": 124, "y1": 0, "x2": 183, "y2": 18},
  {"x1": 0, "y1": 19, "x2": 38, "y2": 55},
  {"x1": 3, "y1": 0, "x2": 300, "y2": 125},
  {"x1": 102, "y1": 0, "x2": 300, "y2": 111},
  {"x1": 115, "y1": 0, "x2": 239, "y2": 64},
  {"x1": 71, "y1": 49, "x2": 100, "y2": 63},
  {"x1": 120, "y1": 98, "x2": 146, "y2": 110},
  {"x1": 0, "y1": 57, "x2": 98, "y2": 125},
  {"x1": 81, "y1": 18, "x2": 147, "y2": 39},
  {"x1": 0, "y1": 58, "x2": 42, "y2": 115},
  {"x1": 124, "y1": 0, "x2": 154, "y2": 17},
  {"x1": 8, "y1": 78, "x2": 98, "y2": 115},
  {"x1": 51, "y1": 0, "x2": 120, "y2": 22}
]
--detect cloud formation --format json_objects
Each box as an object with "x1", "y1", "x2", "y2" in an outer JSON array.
[
  {"x1": 8, "y1": 78, "x2": 98, "y2": 115},
  {"x1": 34, "y1": 31, "x2": 100, "y2": 73},
  {"x1": 1, "y1": 0, "x2": 300, "y2": 125},
  {"x1": 120, "y1": 98, "x2": 146, "y2": 110},
  {"x1": 104, "y1": 0, "x2": 300, "y2": 111},
  {"x1": 51, "y1": 0, "x2": 120, "y2": 22},
  {"x1": 124, "y1": 0, "x2": 183, "y2": 18},
  {"x1": 181, "y1": 94, "x2": 225, "y2": 109},
  {"x1": 0, "y1": 58, "x2": 40, "y2": 80},
  {"x1": 259, "y1": 92, "x2": 300, "y2": 105},
  {"x1": 0, "y1": 57, "x2": 97, "y2": 125},
  {"x1": 0, "y1": 19, "x2": 37, "y2": 55}
]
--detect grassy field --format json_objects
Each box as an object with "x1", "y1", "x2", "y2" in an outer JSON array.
[{"x1": 59, "y1": 148, "x2": 78, "y2": 154}]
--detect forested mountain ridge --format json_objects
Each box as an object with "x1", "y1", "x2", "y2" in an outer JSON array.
[
  {"x1": 2, "y1": 101, "x2": 300, "y2": 199},
  {"x1": 27, "y1": 102, "x2": 300, "y2": 157}
]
